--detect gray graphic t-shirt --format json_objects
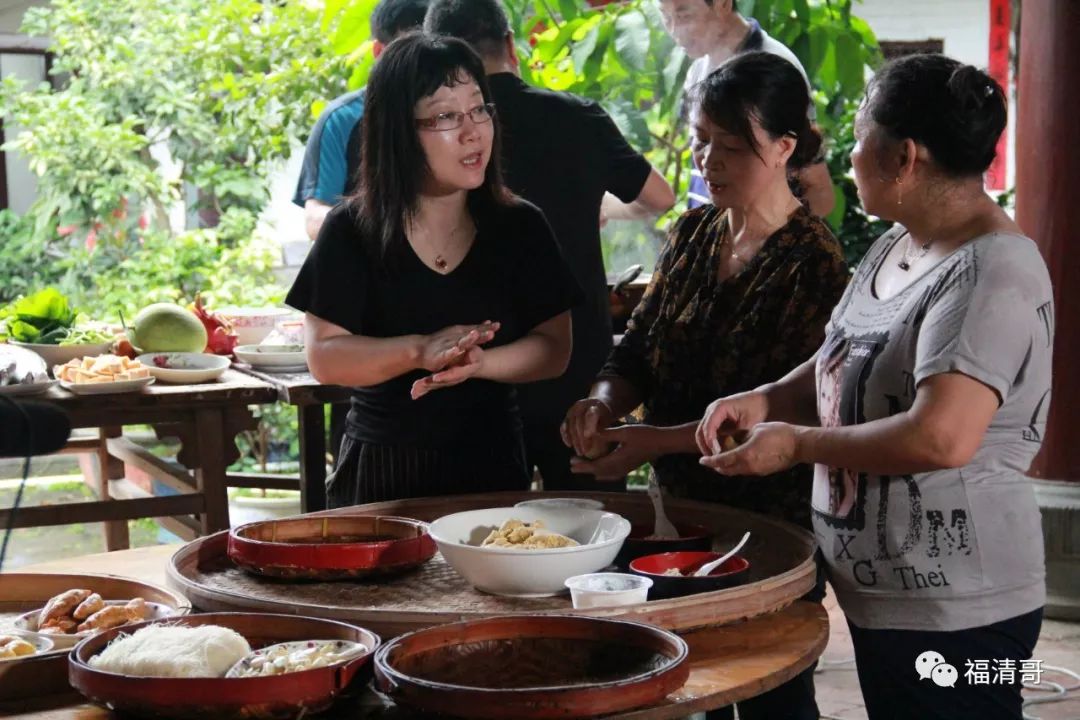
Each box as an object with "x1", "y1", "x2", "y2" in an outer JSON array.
[{"x1": 813, "y1": 227, "x2": 1053, "y2": 631}]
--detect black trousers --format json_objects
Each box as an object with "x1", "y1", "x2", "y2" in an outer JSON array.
[
  {"x1": 325, "y1": 434, "x2": 530, "y2": 508},
  {"x1": 847, "y1": 607, "x2": 1043, "y2": 720},
  {"x1": 522, "y1": 416, "x2": 627, "y2": 493}
]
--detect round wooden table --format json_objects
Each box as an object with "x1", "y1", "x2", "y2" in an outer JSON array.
[{"x1": 3, "y1": 544, "x2": 829, "y2": 719}]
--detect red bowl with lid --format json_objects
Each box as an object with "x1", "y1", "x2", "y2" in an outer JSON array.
[{"x1": 228, "y1": 515, "x2": 436, "y2": 581}]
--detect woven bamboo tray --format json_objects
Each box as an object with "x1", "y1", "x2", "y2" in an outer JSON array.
[{"x1": 168, "y1": 492, "x2": 816, "y2": 638}]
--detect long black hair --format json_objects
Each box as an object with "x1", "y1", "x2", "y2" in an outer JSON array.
[
  {"x1": 348, "y1": 32, "x2": 512, "y2": 267},
  {"x1": 690, "y1": 51, "x2": 822, "y2": 169}
]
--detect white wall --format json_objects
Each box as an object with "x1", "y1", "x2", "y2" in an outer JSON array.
[
  {"x1": 0, "y1": 51, "x2": 43, "y2": 214},
  {"x1": 857, "y1": 0, "x2": 990, "y2": 68},
  {"x1": 856, "y1": 0, "x2": 1015, "y2": 189},
  {"x1": 0, "y1": 1, "x2": 39, "y2": 34}
]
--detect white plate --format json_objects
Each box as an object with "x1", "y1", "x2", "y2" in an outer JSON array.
[
  {"x1": 60, "y1": 376, "x2": 155, "y2": 395},
  {"x1": 225, "y1": 639, "x2": 368, "y2": 678},
  {"x1": 135, "y1": 352, "x2": 230, "y2": 384},
  {"x1": 233, "y1": 344, "x2": 307, "y2": 369},
  {"x1": 0, "y1": 380, "x2": 58, "y2": 397},
  {"x1": 250, "y1": 364, "x2": 309, "y2": 374},
  {"x1": 15, "y1": 600, "x2": 176, "y2": 650},
  {"x1": 0, "y1": 629, "x2": 53, "y2": 659}
]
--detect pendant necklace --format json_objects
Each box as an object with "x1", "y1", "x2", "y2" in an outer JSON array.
[{"x1": 898, "y1": 232, "x2": 932, "y2": 271}]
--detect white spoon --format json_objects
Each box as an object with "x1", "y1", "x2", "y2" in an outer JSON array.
[
  {"x1": 647, "y1": 474, "x2": 679, "y2": 539},
  {"x1": 693, "y1": 531, "x2": 751, "y2": 577}
]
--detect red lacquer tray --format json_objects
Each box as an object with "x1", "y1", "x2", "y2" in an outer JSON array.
[
  {"x1": 228, "y1": 515, "x2": 436, "y2": 580},
  {"x1": 375, "y1": 614, "x2": 690, "y2": 719},
  {"x1": 69, "y1": 612, "x2": 380, "y2": 720}
]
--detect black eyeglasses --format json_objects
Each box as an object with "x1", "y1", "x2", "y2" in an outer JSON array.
[{"x1": 414, "y1": 103, "x2": 496, "y2": 132}]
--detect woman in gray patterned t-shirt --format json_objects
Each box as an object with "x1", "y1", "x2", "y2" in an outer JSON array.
[{"x1": 696, "y1": 54, "x2": 1051, "y2": 720}]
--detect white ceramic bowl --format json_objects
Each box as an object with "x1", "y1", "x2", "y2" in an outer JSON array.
[
  {"x1": 11, "y1": 341, "x2": 114, "y2": 369},
  {"x1": 136, "y1": 352, "x2": 230, "y2": 384},
  {"x1": 216, "y1": 307, "x2": 295, "y2": 346},
  {"x1": 428, "y1": 507, "x2": 631, "y2": 597},
  {"x1": 564, "y1": 572, "x2": 652, "y2": 609},
  {"x1": 514, "y1": 497, "x2": 605, "y2": 511}
]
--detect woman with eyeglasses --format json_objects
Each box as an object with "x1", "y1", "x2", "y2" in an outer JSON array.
[{"x1": 286, "y1": 33, "x2": 581, "y2": 507}]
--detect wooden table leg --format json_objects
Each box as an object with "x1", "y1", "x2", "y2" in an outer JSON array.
[
  {"x1": 96, "y1": 427, "x2": 130, "y2": 551},
  {"x1": 193, "y1": 409, "x2": 230, "y2": 533},
  {"x1": 298, "y1": 404, "x2": 327, "y2": 513}
]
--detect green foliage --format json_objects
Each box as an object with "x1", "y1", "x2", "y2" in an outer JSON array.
[
  {"x1": 1, "y1": 0, "x2": 349, "y2": 246},
  {"x1": 332, "y1": 0, "x2": 887, "y2": 267}
]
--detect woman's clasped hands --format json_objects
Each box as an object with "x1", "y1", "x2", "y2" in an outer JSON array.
[{"x1": 410, "y1": 321, "x2": 500, "y2": 400}]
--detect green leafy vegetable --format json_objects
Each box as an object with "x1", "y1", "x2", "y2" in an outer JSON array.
[{"x1": 0, "y1": 287, "x2": 83, "y2": 344}]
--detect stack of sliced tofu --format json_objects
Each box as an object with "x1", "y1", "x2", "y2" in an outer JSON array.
[{"x1": 55, "y1": 354, "x2": 151, "y2": 384}]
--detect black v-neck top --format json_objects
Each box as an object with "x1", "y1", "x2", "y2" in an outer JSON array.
[{"x1": 286, "y1": 197, "x2": 583, "y2": 448}]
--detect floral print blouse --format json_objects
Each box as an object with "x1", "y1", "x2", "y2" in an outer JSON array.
[{"x1": 599, "y1": 204, "x2": 849, "y2": 528}]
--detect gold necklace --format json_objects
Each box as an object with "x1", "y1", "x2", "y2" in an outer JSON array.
[{"x1": 413, "y1": 222, "x2": 470, "y2": 272}]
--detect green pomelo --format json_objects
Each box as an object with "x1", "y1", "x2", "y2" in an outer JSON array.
[{"x1": 129, "y1": 303, "x2": 207, "y2": 353}]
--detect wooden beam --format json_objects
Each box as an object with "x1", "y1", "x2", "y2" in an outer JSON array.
[
  {"x1": 226, "y1": 472, "x2": 301, "y2": 491},
  {"x1": 56, "y1": 437, "x2": 101, "y2": 455},
  {"x1": 105, "y1": 436, "x2": 193, "y2": 493},
  {"x1": 0, "y1": 494, "x2": 206, "y2": 529}
]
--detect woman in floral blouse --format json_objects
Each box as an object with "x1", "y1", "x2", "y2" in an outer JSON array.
[{"x1": 563, "y1": 49, "x2": 849, "y2": 720}]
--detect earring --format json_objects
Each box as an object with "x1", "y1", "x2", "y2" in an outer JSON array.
[{"x1": 895, "y1": 177, "x2": 903, "y2": 206}]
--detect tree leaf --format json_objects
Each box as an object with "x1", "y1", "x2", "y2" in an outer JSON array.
[
  {"x1": 613, "y1": 10, "x2": 649, "y2": 71},
  {"x1": 571, "y1": 25, "x2": 600, "y2": 74}
]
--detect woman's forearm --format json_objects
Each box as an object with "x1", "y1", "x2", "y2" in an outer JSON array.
[
  {"x1": 794, "y1": 414, "x2": 970, "y2": 476},
  {"x1": 761, "y1": 354, "x2": 820, "y2": 425},
  {"x1": 655, "y1": 422, "x2": 701, "y2": 454},
  {"x1": 307, "y1": 334, "x2": 422, "y2": 387},
  {"x1": 477, "y1": 333, "x2": 569, "y2": 383},
  {"x1": 589, "y1": 376, "x2": 645, "y2": 419}
]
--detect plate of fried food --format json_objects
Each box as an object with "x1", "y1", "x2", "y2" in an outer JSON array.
[
  {"x1": 55, "y1": 354, "x2": 155, "y2": 394},
  {"x1": 15, "y1": 588, "x2": 177, "y2": 649}
]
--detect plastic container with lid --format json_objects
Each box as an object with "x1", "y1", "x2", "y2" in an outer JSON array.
[{"x1": 564, "y1": 572, "x2": 652, "y2": 609}]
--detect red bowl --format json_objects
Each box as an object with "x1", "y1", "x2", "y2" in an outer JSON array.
[
  {"x1": 228, "y1": 515, "x2": 436, "y2": 580},
  {"x1": 613, "y1": 523, "x2": 714, "y2": 568},
  {"x1": 69, "y1": 612, "x2": 380, "y2": 720},
  {"x1": 630, "y1": 551, "x2": 751, "y2": 600}
]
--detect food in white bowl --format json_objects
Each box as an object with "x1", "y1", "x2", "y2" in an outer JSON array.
[
  {"x1": 216, "y1": 307, "x2": 295, "y2": 346},
  {"x1": 428, "y1": 507, "x2": 631, "y2": 597},
  {"x1": 136, "y1": 352, "x2": 230, "y2": 384},
  {"x1": 564, "y1": 572, "x2": 652, "y2": 609}
]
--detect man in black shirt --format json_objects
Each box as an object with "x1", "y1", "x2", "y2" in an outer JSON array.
[{"x1": 425, "y1": 0, "x2": 675, "y2": 492}]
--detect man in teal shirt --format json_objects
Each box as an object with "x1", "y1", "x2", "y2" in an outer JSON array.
[{"x1": 293, "y1": 0, "x2": 429, "y2": 241}]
